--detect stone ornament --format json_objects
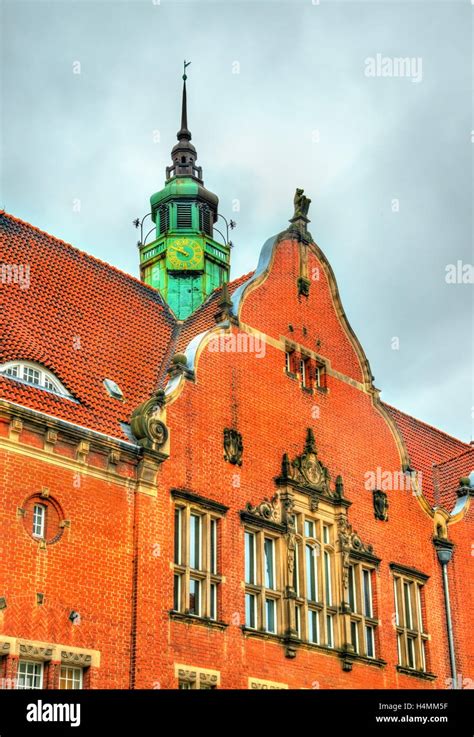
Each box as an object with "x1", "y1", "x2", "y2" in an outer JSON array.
[
  {"x1": 338, "y1": 516, "x2": 375, "y2": 589},
  {"x1": 280, "y1": 428, "x2": 341, "y2": 499},
  {"x1": 130, "y1": 389, "x2": 170, "y2": 455},
  {"x1": 245, "y1": 494, "x2": 281, "y2": 524},
  {"x1": 61, "y1": 651, "x2": 92, "y2": 666},
  {"x1": 373, "y1": 489, "x2": 389, "y2": 521},
  {"x1": 19, "y1": 644, "x2": 53, "y2": 660},
  {"x1": 293, "y1": 188, "x2": 311, "y2": 220}
]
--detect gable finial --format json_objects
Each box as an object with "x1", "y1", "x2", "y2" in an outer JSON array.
[{"x1": 289, "y1": 188, "x2": 313, "y2": 242}]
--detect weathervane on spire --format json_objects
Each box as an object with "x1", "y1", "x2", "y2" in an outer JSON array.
[{"x1": 183, "y1": 60, "x2": 191, "y2": 81}]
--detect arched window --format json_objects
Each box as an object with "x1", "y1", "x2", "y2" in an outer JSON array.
[{"x1": 0, "y1": 361, "x2": 72, "y2": 398}]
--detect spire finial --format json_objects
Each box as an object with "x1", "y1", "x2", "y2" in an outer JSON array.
[
  {"x1": 166, "y1": 60, "x2": 203, "y2": 182},
  {"x1": 179, "y1": 60, "x2": 192, "y2": 138},
  {"x1": 183, "y1": 59, "x2": 191, "y2": 81}
]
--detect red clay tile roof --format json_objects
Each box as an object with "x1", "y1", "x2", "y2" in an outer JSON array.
[
  {"x1": 383, "y1": 403, "x2": 472, "y2": 510},
  {"x1": 0, "y1": 212, "x2": 253, "y2": 439},
  {"x1": 1, "y1": 211, "x2": 470, "y2": 514},
  {"x1": 0, "y1": 212, "x2": 177, "y2": 439},
  {"x1": 432, "y1": 447, "x2": 474, "y2": 510}
]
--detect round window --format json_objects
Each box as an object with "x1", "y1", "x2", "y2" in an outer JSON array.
[{"x1": 21, "y1": 494, "x2": 65, "y2": 545}]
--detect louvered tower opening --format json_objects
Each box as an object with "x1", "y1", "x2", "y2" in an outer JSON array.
[
  {"x1": 176, "y1": 203, "x2": 193, "y2": 229},
  {"x1": 199, "y1": 207, "x2": 212, "y2": 236},
  {"x1": 158, "y1": 205, "x2": 169, "y2": 234}
]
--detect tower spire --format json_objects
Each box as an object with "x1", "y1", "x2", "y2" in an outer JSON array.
[
  {"x1": 145, "y1": 65, "x2": 230, "y2": 320},
  {"x1": 178, "y1": 60, "x2": 191, "y2": 140},
  {"x1": 166, "y1": 61, "x2": 202, "y2": 181}
]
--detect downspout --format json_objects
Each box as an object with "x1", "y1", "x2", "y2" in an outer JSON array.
[
  {"x1": 434, "y1": 538, "x2": 457, "y2": 689},
  {"x1": 129, "y1": 468, "x2": 140, "y2": 690}
]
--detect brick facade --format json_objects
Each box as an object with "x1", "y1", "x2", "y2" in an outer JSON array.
[{"x1": 0, "y1": 214, "x2": 472, "y2": 690}]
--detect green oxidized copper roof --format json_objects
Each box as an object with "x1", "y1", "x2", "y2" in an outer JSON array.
[{"x1": 150, "y1": 176, "x2": 218, "y2": 215}]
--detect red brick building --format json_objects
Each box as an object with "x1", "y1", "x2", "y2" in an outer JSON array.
[{"x1": 0, "y1": 78, "x2": 472, "y2": 691}]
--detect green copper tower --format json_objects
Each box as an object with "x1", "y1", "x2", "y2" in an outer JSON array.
[{"x1": 139, "y1": 63, "x2": 230, "y2": 319}]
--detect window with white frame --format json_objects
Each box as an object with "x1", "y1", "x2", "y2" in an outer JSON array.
[
  {"x1": 300, "y1": 357, "x2": 309, "y2": 389},
  {"x1": 0, "y1": 361, "x2": 71, "y2": 397},
  {"x1": 32, "y1": 503, "x2": 46, "y2": 538},
  {"x1": 293, "y1": 515, "x2": 336, "y2": 648},
  {"x1": 315, "y1": 362, "x2": 326, "y2": 390},
  {"x1": 173, "y1": 499, "x2": 222, "y2": 621},
  {"x1": 244, "y1": 529, "x2": 281, "y2": 633},
  {"x1": 59, "y1": 666, "x2": 83, "y2": 689},
  {"x1": 347, "y1": 563, "x2": 378, "y2": 658},
  {"x1": 16, "y1": 660, "x2": 43, "y2": 689},
  {"x1": 392, "y1": 568, "x2": 429, "y2": 672}
]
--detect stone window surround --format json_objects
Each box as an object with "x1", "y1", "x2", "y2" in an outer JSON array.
[
  {"x1": 172, "y1": 489, "x2": 227, "y2": 622},
  {"x1": 0, "y1": 636, "x2": 100, "y2": 668},
  {"x1": 248, "y1": 677, "x2": 288, "y2": 689},
  {"x1": 174, "y1": 663, "x2": 220, "y2": 689},
  {"x1": 390, "y1": 565, "x2": 431, "y2": 676}
]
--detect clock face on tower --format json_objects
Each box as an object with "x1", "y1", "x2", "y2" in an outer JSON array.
[{"x1": 166, "y1": 238, "x2": 204, "y2": 271}]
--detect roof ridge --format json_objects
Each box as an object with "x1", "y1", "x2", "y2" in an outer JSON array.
[
  {"x1": 0, "y1": 210, "x2": 176, "y2": 316},
  {"x1": 432, "y1": 445, "x2": 474, "y2": 470},
  {"x1": 382, "y1": 401, "x2": 470, "y2": 448}
]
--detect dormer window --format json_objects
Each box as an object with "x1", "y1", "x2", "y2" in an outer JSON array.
[
  {"x1": 0, "y1": 361, "x2": 72, "y2": 398},
  {"x1": 103, "y1": 378, "x2": 124, "y2": 400}
]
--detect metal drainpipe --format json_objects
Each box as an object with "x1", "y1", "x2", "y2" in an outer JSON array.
[{"x1": 435, "y1": 543, "x2": 457, "y2": 689}]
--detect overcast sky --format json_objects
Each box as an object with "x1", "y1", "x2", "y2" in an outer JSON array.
[{"x1": 1, "y1": 0, "x2": 472, "y2": 442}]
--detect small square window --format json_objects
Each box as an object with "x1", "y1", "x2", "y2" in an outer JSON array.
[
  {"x1": 16, "y1": 660, "x2": 43, "y2": 689},
  {"x1": 59, "y1": 666, "x2": 83, "y2": 690},
  {"x1": 23, "y1": 367, "x2": 40, "y2": 385}
]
